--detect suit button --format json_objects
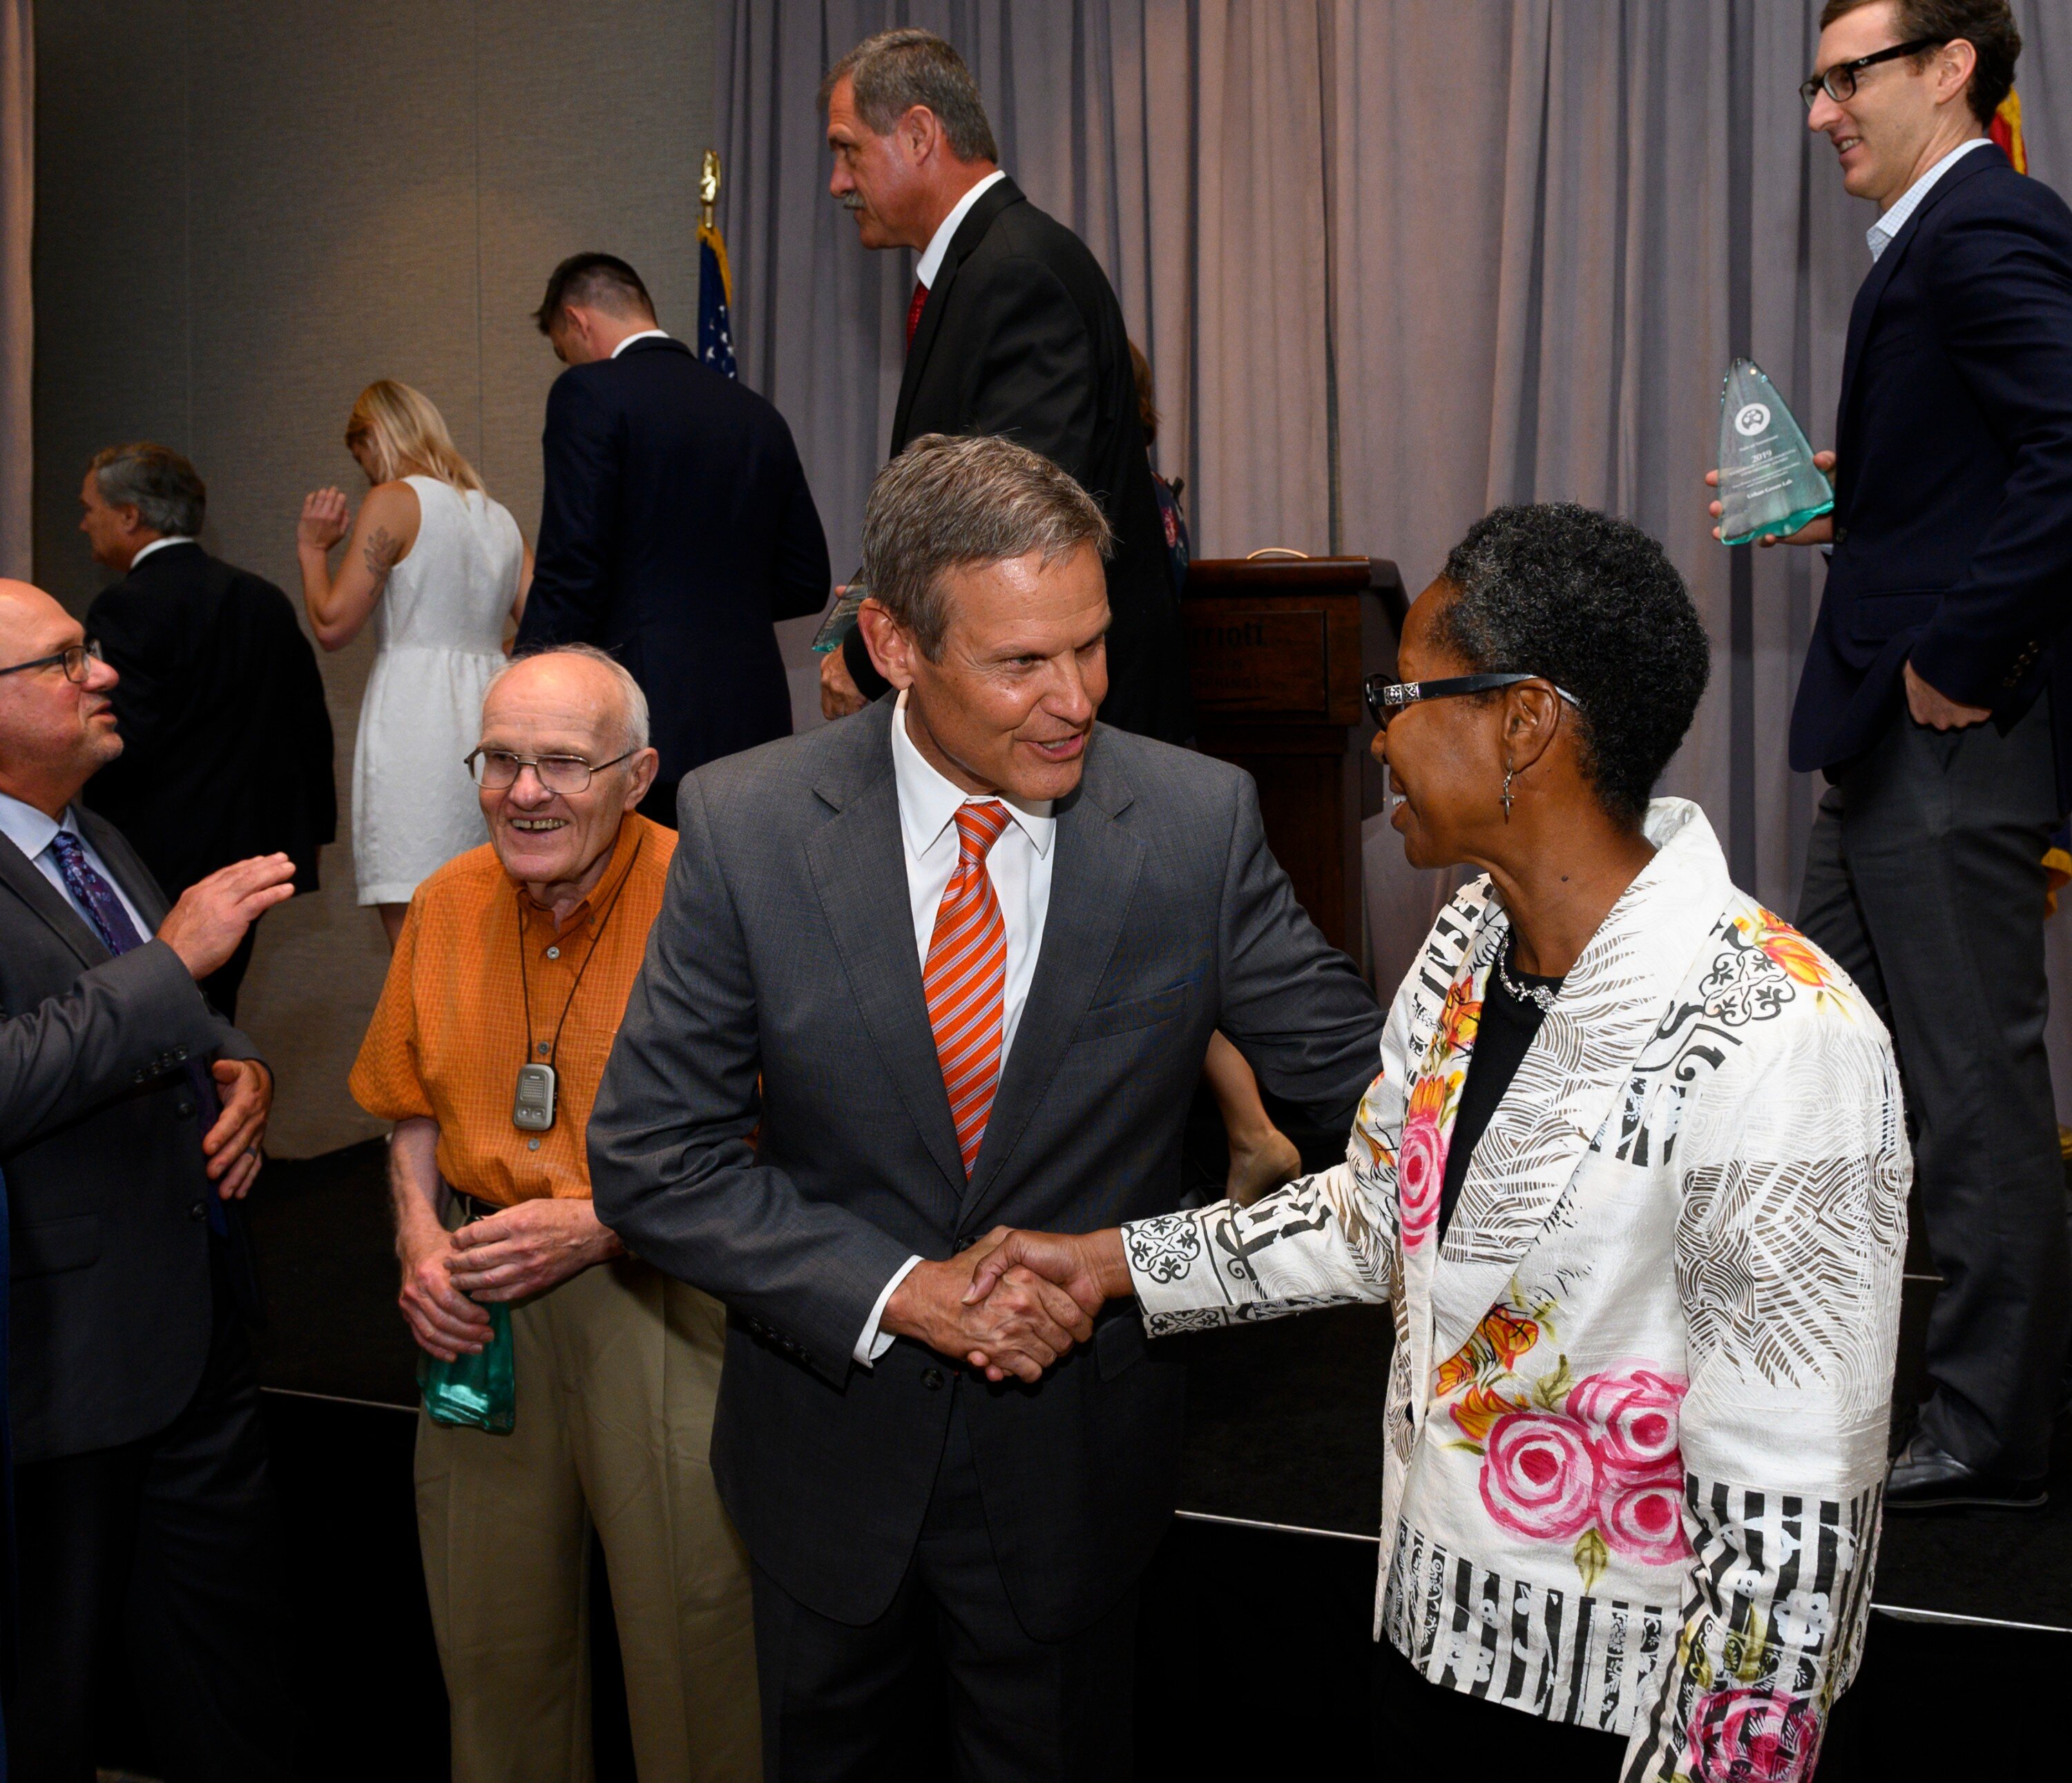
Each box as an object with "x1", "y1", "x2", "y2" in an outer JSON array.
[
  {"x1": 921, "y1": 1367, "x2": 945, "y2": 1391},
  {"x1": 174, "y1": 1099, "x2": 195, "y2": 1118},
  {"x1": 188, "y1": 1201, "x2": 207, "y2": 1221}
]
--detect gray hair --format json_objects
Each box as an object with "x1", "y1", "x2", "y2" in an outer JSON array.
[
  {"x1": 485, "y1": 644, "x2": 651, "y2": 755},
  {"x1": 859, "y1": 434, "x2": 1112, "y2": 660},
  {"x1": 820, "y1": 28, "x2": 999, "y2": 163},
  {"x1": 90, "y1": 442, "x2": 205, "y2": 537}
]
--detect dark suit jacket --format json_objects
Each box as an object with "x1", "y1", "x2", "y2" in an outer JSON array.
[
  {"x1": 589, "y1": 698, "x2": 1382, "y2": 1639},
  {"x1": 515, "y1": 336, "x2": 832, "y2": 811},
  {"x1": 1792, "y1": 143, "x2": 2072, "y2": 800},
  {"x1": 1, "y1": 811, "x2": 260, "y2": 1465},
  {"x1": 83, "y1": 542, "x2": 334, "y2": 898},
  {"x1": 843, "y1": 178, "x2": 1196, "y2": 745}
]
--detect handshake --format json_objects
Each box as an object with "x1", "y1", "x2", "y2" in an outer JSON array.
[{"x1": 880, "y1": 1226, "x2": 1136, "y2": 1384}]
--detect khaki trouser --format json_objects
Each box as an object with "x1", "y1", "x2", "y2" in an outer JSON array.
[{"x1": 414, "y1": 1248, "x2": 758, "y2": 1782}]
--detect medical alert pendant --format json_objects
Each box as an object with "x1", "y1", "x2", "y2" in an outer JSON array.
[{"x1": 513, "y1": 1061, "x2": 557, "y2": 1132}]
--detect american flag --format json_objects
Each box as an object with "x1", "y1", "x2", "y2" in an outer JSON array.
[{"x1": 698, "y1": 222, "x2": 738, "y2": 379}]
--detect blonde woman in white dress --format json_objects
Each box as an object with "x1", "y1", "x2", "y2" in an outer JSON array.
[{"x1": 296, "y1": 381, "x2": 531, "y2": 946}]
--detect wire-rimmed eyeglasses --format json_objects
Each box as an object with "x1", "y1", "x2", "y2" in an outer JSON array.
[
  {"x1": 0, "y1": 639, "x2": 104, "y2": 684},
  {"x1": 1363, "y1": 671, "x2": 1580, "y2": 731},
  {"x1": 1799, "y1": 38, "x2": 1943, "y2": 109},
  {"x1": 464, "y1": 747, "x2": 635, "y2": 794}
]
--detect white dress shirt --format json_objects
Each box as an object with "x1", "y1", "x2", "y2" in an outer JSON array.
[
  {"x1": 1866, "y1": 135, "x2": 1991, "y2": 262},
  {"x1": 916, "y1": 169, "x2": 1008, "y2": 290},
  {"x1": 853, "y1": 690, "x2": 1057, "y2": 1364},
  {"x1": 610, "y1": 328, "x2": 671, "y2": 358},
  {"x1": 0, "y1": 792, "x2": 153, "y2": 942},
  {"x1": 128, "y1": 535, "x2": 198, "y2": 570}
]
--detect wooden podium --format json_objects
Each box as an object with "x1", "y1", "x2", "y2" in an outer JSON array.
[{"x1": 1182, "y1": 555, "x2": 1408, "y2": 974}]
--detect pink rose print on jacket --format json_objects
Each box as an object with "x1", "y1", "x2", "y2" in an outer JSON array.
[
  {"x1": 1687, "y1": 1687, "x2": 1823, "y2": 1782},
  {"x1": 1598, "y1": 1467, "x2": 1691, "y2": 1566},
  {"x1": 1569, "y1": 1365, "x2": 1685, "y2": 1477},
  {"x1": 1397, "y1": 1080, "x2": 1448, "y2": 1253},
  {"x1": 1479, "y1": 1409, "x2": 1598, "y2": 1541}
]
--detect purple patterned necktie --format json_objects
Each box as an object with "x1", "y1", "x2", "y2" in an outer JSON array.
[{"x1": 49, "y1": 828, "x2": 227, "y2": 1233}]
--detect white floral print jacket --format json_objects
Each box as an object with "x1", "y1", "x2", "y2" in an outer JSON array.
[{"x1": 1124, "y1": 800, "x2": 1909, "y2": 1782}]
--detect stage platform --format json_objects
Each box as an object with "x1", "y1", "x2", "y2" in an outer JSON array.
[{"x1": 187, "y1": 1137, "x2": 2062, "y2": 1778}]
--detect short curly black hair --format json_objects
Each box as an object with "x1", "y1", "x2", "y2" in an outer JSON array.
[{"x1": 1435, "y1": 504, "x2": 1711, "y2": 827}]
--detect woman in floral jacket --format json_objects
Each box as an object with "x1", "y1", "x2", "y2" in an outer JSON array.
[{"x1": 971, "y1": 504, "x2": 1910, "y2": 1782}]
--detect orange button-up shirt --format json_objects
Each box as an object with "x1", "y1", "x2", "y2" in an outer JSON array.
[{"x1": 349, "y1": 813, "x2": 675, "y2": 1206}]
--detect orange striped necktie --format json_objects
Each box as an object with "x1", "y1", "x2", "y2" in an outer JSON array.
[{"x1": 925, "y1": 801, "x2": 1013, "y2": 1177}]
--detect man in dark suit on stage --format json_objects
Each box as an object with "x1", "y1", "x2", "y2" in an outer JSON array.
[
  {"x1": 517, "y1": 252, "x2": 833, "y2": 825},
  {"x1": 590, "y1": 436, "x2": 1380, "y2": 1780},
  {"x1": 78, "y1": 443, "x2": 335, "y2": 1020},
  {"x1": 0, "y1": 576, "x2": 300, "y2": 1778},
  {"x1": 817, "y1": 28, "x2": 1193, "y2": 747},
  {"x1": 1716, "y1": 0, "x2": 2072, "y2": 1507}
]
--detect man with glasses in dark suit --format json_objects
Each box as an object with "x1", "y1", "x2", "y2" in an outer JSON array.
[
  {"x1": 1711, "y1": 0, "x2": 2072, "y2": 1509},
  {"x1": 0, "y1": 577, "x2": 300, "y2": 1777}
]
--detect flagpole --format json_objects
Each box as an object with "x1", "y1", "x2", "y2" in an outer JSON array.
[{"x1": 700, "y1": 149, "x2": 720, "y2": 232}]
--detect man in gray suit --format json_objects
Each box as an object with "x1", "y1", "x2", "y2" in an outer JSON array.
[
  {"x1": 590, "y1": 435, "x2": 1385, "y2": 1780},
  {"x1": 0, "y1": 577, "x2": 299, "y2": 1777}
]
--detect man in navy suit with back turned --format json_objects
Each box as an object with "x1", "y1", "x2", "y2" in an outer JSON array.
[
  {"x1": 517, "y1": 253, "x2": 833, "y2": 824},
  {"x1": 1714, "y1": 0, "x2": 2072, "y2": 1507}
]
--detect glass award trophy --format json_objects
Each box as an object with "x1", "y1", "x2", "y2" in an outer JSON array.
[
  {"x1": 811, "y1": 582, "x2": 867, "y2": 654},
  {"x1": 1716, "y1": 359, "x2": 1833, "y2": 546}
]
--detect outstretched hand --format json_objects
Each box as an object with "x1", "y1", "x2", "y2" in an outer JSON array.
[
  {"x1": 960, "y1": 1227, "x2": 1133, "y2": 1380},
  {"x1": 880, "y1": 1231, "x2": 1097, "y2": 1385}
]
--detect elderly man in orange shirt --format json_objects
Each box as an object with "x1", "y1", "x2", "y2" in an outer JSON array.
[{"x1": 350, "y1": 644, "x2": 756, "y2": 1783}]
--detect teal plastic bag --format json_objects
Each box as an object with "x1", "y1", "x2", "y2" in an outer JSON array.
[{"x1": 419, "y1": 1298, "x2": 515, "y2": 1433}]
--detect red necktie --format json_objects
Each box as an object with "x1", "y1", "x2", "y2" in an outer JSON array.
[
  {"x1": 906, "y1": 278, "x2": 928, "y2": 354},
  {"x1": 923, "y1": 801, "x2": 1011, "y2": 1176}
]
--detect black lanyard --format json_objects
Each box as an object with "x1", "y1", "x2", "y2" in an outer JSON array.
[{"x1": 515, "y1": 832, "x2": 644, "y2": 1071}]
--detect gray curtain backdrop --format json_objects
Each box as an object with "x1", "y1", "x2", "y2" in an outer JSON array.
[
  {"x1": 1, "y1": 0, "x2": 27, "y2": 581},
  {"x1": 720, "y1": 0, "x2": 2072, "y2": 1094}
]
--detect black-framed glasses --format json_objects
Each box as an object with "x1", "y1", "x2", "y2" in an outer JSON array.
[
  {"x1": 0, "y1": 639, "x2": 104, "y2": 685},
  {"x1": 1364, "y1": 671, "x2": 1580, "y2": 730},
  {"x1": 464, "y1": 747, "x2": 635, "y2": 794},
  {"x1": 1800, "y1": 38, "x2": 1943, "y2": 108}
]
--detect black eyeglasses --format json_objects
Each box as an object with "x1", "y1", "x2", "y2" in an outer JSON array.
[
  {"x1": 1364, "y1": 671, "x2": 1580, "y2": 730},
  {"x1": 1800, "y1": 38, "x2": 1943, "y2": 108},
  {"x1": 0, "y1": 639, "x2": 104, "y2": 685},
  {"x1": 464, "y1": 747, "x2": 635, "y2": 794}
]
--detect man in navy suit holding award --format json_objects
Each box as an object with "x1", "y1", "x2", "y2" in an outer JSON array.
[{"x1": 1720, "y1": 1, "x2": 2072, "y2": 1507}]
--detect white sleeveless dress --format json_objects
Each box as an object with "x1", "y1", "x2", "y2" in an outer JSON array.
[{"x1": 352, "y1": 475, "x2": 522, "y2": 904}]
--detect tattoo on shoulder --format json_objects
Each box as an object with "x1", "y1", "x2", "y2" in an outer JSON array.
[{"x1": 363, "y1": 524, "x2": 403, "y2": 580}]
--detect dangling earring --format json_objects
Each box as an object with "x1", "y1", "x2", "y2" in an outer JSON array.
[{"x1": 1501, "y1": 762, "x2": 1515, "y2": 821}]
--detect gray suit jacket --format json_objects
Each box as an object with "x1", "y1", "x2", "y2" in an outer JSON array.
[
  {"x1": 1, "y1": 808, "x2": 260, "y2": 1463},
  {"x1": 592, "y1": 700, "x2": 1384, "y2": 1637}
]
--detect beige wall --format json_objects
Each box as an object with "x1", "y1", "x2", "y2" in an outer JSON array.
[{"x1": 35, "y1": 0, "x2": 716, "y2": 1155}]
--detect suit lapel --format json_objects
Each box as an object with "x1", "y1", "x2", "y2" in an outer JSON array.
[
  {"x1": 1422, "y1": 801, "x2": 1733, "y2": 1377},
  {"x1": 890, "y1": 177, "x2": 1026, "y2": 455},
  {"x1": 1836, "y1": 142, "x2": 2006, "y2": 477},
  {"x1": 803, "y1": 706, "x2": 968, "y2": 1198},
  {"x1": 0, "y1": 830, "x2": 111, "y2": 968},
  {"x1": 959, "y1": 740, "x2": 1142, "y2": 1230}
]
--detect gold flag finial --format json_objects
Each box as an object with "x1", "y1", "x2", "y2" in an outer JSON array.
[{"x1": 700, "y1": 150, "x2": 721, "y2": 230}]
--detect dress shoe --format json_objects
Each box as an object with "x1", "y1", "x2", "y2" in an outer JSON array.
[{"x1": 1885, "y1": 1432, "x2": 2047, "y2": 1510}]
